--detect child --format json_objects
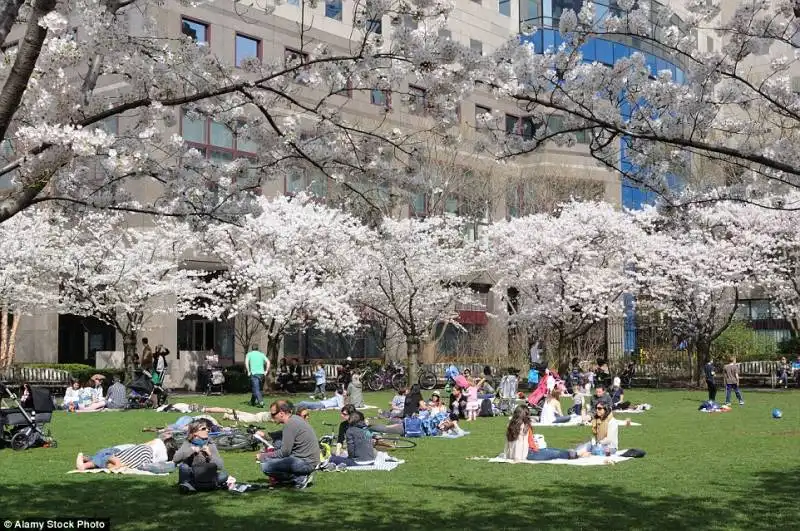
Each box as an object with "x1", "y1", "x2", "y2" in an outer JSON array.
[
  {"x1": 63, "y1": 379, "x2": 82, "y2": 411},
  {"x1": 387, "y1": 388, "x2": 406, "y2": 418},
  {"x1": 570, "y1": 383, "x2": 587, "y2": 416},
  {"x1": 312, "y1": 363, "x2": 326, "y2": 399},
  {"x1": 527, "y1": 366, "x2": 539, "y2": 390},
  {"x1": 464, "y1": 377, "x2": 486, "y2": 421},
  {"x1": 723, "y1": 356, "x2": 744, "y2": 406},
  {"x1": 172, "y1": 420, "x2": 233, "y2": 492}
]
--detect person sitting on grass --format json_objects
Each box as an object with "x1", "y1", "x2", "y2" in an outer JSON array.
[
  {"x1": 326, "y1": 411, "x2": 376, "y2": 470},
  {"x1": 172, "y1": 420, "x2": 232, "y2": 492},
  {"x1": 346, "y1": 371, "x2": 365, "y2": 408},
  {"x1": 610, "y1": 377, "x2": 632, "y2": 411},
  {"x1": 76, "y1": 375, "x2": 107, "y2": 413},
  {"x1": 449, "y1": 386, "x2": 468, "y2": 421},
  {"x1": 539, "y1": 388, "x2": 573, "y2": 424},
  {"x1": 105, "y1": 375, "x2": 127, "y2": 409},
  {"x1": 427, "y1": 391, "x2": 447, "y2": 414},
  {"x1": 264, "y1": 407, "x2": 310, "y2": 450},
  {"x1": 336, "y1": 405, "x2": 357, "y2": 452},
  {"x1": 75, "y1": 436, "x2": 177, "y2": 471},
  {"x1": 383, "y1": 388, "x2": 407, "y2": 418},
  {"x1": 295, "y1": 389, "x2": 346, "y2": 411},
  {"x1": 589, "y1": 383, "x2": 613, "y2": 416},
  {"x1": 62, "y1": 379, "x2": 82, "y2": 411},
  {"x1": 577, "y1": 403, "x2": 619, "y2": 456},
  {"x1": 404, "y1": 384, "x2": 426, "y2": 417},
  {"x1": 504, "y1": 405, "x2": 576, "y2": 461},
  {"x1": 256, "y1": 400, "x2": 319, "y2": 489}
]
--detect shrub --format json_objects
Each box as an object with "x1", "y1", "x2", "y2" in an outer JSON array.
[
  {"x1": 711, "y1": 321, "x2": 777, "y2": 361},
  {"x1": 777, "y1": 337, "x2": 800, "y2": 356},
  {"x1": 19, "y1": 363, "x2": 127, "y2": 384}
]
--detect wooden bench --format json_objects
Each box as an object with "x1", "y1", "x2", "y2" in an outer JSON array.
[
  {"x1": 420, "y1": 363, "x2": 501, "y2": 387},
  {"x1": 295, "y1": 364, "x2": 340, "y2": 390},
  {"x1": 737, "y1": 360, "x2": 778, "y2": 388},
  {"x1": 0, "y1": 366, "x2": 72, "y2": 393}
]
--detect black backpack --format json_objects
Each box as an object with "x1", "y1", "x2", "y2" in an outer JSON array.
[
  {"x1": 479, "y1": 398, "x2": 494, "y2": 417},
  {"x1": 190, "y1": 462, "x2": 220, "y2": 491}
]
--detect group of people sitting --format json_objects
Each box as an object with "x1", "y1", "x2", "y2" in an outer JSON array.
[{"x1": 61, "y1": 375, "x2": 127, "y2": 412}]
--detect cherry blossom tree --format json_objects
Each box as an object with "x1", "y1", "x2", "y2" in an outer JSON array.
[
  {"x1": 487, "y1": 200, "x2": 643, "y2": 369},
  {"x1": 355, "y1": 215, "x2": 480, "y2": 384},
  {"x1": 0, "y1": 208, "x2": 60, "y2": 367},
  {"x1": 49, "y1": 213, "x2": 198, "y2": 380},
  {"x1": 631, "y1": 204, "x2": 756, "y2": 380},
  {"x1": 183, "y1": 195, "x2": 374, "y2": 374}
]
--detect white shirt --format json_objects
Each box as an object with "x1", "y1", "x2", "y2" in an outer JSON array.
[
  {"x1": 545, "y1": 374, "x2": 556, "y2": 392},
  {"x1": 540, "y1": 400, "x2": 558, "y2": 424}
]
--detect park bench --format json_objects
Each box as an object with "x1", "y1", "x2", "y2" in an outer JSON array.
[
  {"x1": 420, "y1": 362, "x2": 501, "y2": 388},
  {"x1": 0, "y1": 366, "x2": 72, "y2": 393},
  {"x1": 295, "y1": 363, "x2": 340, "y2": 390},
  {"x1": 736, "y1": 360, "x2": 778, "y2": 388}
]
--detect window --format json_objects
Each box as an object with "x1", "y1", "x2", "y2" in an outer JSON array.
[
  {"x1": 287, "y1": 0, "x2": 299, "y2": 5},
  {"x1": 410, "y1": 192, "x2": 427, "y2": 217},
  {"x1": 181, "y1": 18, "x2": 208, "y2": 44},
  {"x1": 499, "y1": 0, "x2": 510, "y2": 16},
  {"x1": 325, "y1": 0, "x2": 342, "y2": 21},
  {"x1": 470, "y1": 39, "x2": 483, "y2": 55},
  {"x1": 366, "y1": 18, "x2": 382, "y2": 34},
  {"x1": 284, "y1": 48, "x2": 309, "y2": 68},
  {"x1": 235, "y1": 34, "x2": 260, "y2": 67},
  {"x1": 95, "y1": 116, "x2": 119, "y2": 135},
  {"x1": 475, "y1": 104, "x2": 491, "y2": 129},
  {"x1": 408, "y1": 85, "x2": 427, "y2": 115},
  {"x1": 549, "y1": 0, "x2": 584, "y2": 23},
  {"x1": 706, "y1": 35, "x2": 714, "y2": 52},
  {"x1": 180, "y1": 111, "x2": 257, "y2": 158},
  {"x1": 471, "y1": 0, "x2": 481, "y2": 3},
  {"x1": 285, "y1": 168, "x2": 328, "y2": 198},
  {"x1": 371, "y1": 88, "x2": 391, "y2": 109},
  {"x1": 505, "y1": 114, "x2": 536, "y2": 140}
]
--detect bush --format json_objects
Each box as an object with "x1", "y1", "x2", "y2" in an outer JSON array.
[
  {"x1": 777, "y1": 337, "x2": 800, "y2": 356},
  {"x1": 711, "y1": 321, "x2": 778, "y2": 361},
  {"x1": 223, "y1": 365, "x2": 250, "y2": 393},
  {"x1": 19, "y1": 363, "x2": 127, "y2": 384}
]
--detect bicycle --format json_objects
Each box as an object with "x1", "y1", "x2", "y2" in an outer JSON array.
[
  {"x1": 320, "y1": 422, "x2": 416, "y2": 455},
  {"x1": 362, "y1": 362, "x2": 406, "y2": 392},
  {"x1": 387, "y1": 364, "x2": 439, "y2": 391},
  {"x1": 170, "y1": 425, "x2": 270, "y2": 451}
]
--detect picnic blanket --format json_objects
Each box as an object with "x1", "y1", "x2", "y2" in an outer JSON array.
[
  {"x1": 469, "y1": 450, "x2": 634, "y2": 466},
  {"x1": 537, "y1": 420, "x2": 641, "y2": 427},
  {"x1": 434, "y1": 430, "x2": 470, "y2": 439},
  {"x1": 347, "y1": 452, "x2": 405, "y2": 471},
  {"x1": 67, "y1": 468, "x2": 169, "y2": 476}
]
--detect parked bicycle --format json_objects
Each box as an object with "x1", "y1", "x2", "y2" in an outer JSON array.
[
  {"x1": 362, "y1": 362, "x2": 438, "y2": 391},
  {"x1": 319, "y1": 422, "x2": 416, "y2": 456},
  {"x1": 170, "y1": 424, "x2": 269, "y2": 451}
]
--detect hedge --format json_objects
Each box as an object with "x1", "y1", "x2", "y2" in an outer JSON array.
[{"x1": 20, "y1": 363, "x2": 127, "y2": 385}]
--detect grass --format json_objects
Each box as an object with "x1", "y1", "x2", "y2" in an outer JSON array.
[{"x1": 1, "y1": 388, "x2": 800, "y2": 530}]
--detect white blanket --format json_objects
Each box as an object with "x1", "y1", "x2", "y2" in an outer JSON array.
[
  {"x1": 348, "y1": 452, "x2": 404, "y2": 471},
  {"x1": 469, "y1": 451, "x2": 634, "y2": 466},
  {"x1": 536, "y1": 420, "x2": 641, "y2": 427},
  {"x1": 67, "y1": 468, "x2": 169, "y2": 476},
  {"x1": 434, "y1": 430, "x2": 470, "y2": 439}
]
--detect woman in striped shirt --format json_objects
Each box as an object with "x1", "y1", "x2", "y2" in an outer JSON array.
[{"x1": 75, "y1": 436, "x2": 176, "y2": 471}]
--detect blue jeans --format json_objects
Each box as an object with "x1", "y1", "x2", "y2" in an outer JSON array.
[
  {"x1": 553, "y1": 415, "x2": 572, "y2": 424},
  {"x1": 527, "y1": 448, "x2": 572, "y2": 461},
  {"x1": 178, "y1": 463, "x2": 228, "y2": 488},
  {"x1": 91, "y1": 447, "x2": 119, "y2": 468},
  {"x1": 250, "y1": 375, "x2": 264, "y2": 405},
  {"x1": 725, "y1": 384, "x2": 743, "y2": 403},
  {"x1": 329, "y1": 455, "x2": 358, "y2": 466},
  {"x1": 260, "y1": 455, "x2": 316, "y2": 485},
  {"x1": 295, "y1": 401, "x2": 326, "y2": 410}
]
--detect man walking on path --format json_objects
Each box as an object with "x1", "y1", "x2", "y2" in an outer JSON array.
[{"x1": 246, "y1": 345, "x2": 270, "y2": 408}]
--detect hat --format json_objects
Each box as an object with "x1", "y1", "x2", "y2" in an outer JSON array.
[
  {"x1": 346, "y1": 356, "x2": 352, "y2": 361},
  {"x1": 91, "y1": 374, "x2": 106, "y2": 381},
  {"x1": 431, "y1": 391, "x2": 441, "y2": 397}
]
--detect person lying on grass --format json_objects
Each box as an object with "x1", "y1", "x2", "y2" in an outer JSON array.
[
  {"x1": 504, "y1": 405, "x2": 577, "y2": 462},
  {"x1": 294, "y1": 389, "x2": 346, "y2": 411},
  {"x1": 75, "y1": 436, "x2": 177, "y2": 471},
  {"x1": 173, "y1": 420, "x2": 234, "y2": 492}
]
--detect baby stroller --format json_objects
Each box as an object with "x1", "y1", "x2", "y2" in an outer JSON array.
[
  {"x1": 527, "y1": 370, "x2": 564, "y2": 417},
  {"x1": 128, "y1": 369, "x2": 168, "y2": 409},
  {"x1": 0, "y1": 383, "x2": 57, "y2": 450},
  {"x1": 201, "y1": 354, "x2": 226, "y2": 396},
  {"x1": 496, "y1": 374, "x2": 519, "y2": 415}
]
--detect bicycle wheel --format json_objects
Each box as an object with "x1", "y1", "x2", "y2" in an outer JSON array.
[
  {"x1": 366, "y1": 372, "x2": 384, "y2": 392},
  {"x1": 391, "y1": 373, "x2": 408, "y2": 392},
  {"x1": 213, "y1": 433, "x2": 254, "y2": 451},
  {"x1": 419, "y1": 371, "x2": 437, "y2": 390},
  {"x1": 375, "y1": 435, "x2": 416, "y2": 449}
]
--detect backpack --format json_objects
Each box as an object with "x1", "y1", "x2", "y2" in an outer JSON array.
[
  {"x1": 403, "y1": 416, "x2": 424, "y2": 438},
  {"x1": 190, "y1": 462, "x2": 220, "y2": 491},
  {"x1": 478, "y1": 398, "x2": 494, "y2": 417}
]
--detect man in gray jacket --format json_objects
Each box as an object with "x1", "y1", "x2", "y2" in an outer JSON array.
[{"x1": 258, "y1": 400, "x2": 320, "y2": 489}]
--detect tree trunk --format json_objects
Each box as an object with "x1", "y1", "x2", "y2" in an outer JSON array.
[
  {"x1": 696, "y1": 340, "x2": 712, "y2": 386},
  {"x1": 5, "y1": 310, "x2": 20, "y2": 367},
  {"x1": 0, "y1": 303, "x2": 8, "y2": 367},
  {"x1": 406, "y1": 336, "x2": 420, "y2": 388},
  {"x1": 122, "y1": 332, "x2": 138, "y2": 383},
  {"x1": 265, "y1": 336, "x2": 281, "y2": 392}
]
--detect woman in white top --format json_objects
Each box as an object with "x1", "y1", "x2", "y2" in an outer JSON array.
[
  {"x1": 539, "y1": 388, "x2": 572, "y2": 424},
  {"x1": 504, "y1": 405, "x2": 576, "y2": 461},
  {"x1": 578, "y1": 403, "x2": 619, "y2": 456},
  {"x1": 76, "y1": 375, "x2": 107, "y2": 412},
  {"x1": 63, "y1": 380, "x2": 82, "y2": 411}
]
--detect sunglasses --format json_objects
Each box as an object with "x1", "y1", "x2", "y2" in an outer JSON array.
[
  {"x1": 301, "y1": 413, "x2": 310, "y2": 419},
  {"x1": 270, "y1": 411, "x2": 279, "y2": 418},
  {"x1": 197, "y1": 426, "x2": 209, "y2": 432}
]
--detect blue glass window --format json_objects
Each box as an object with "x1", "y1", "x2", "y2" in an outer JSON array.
[
  {"x1": 543, "y1": 29, "x2": 556, "y2": 51},
  {"x1": 499, "y1": 0, "x2": 510, "y2": 16},
  {"x1": 596, "y1": 39, "x2": 613, "y2": 65},
  {"x1": 613, "y1": 42, "x2": 629, "y2": 62},
  {"x1": 580, "y1": 40, "x2": 596, "y2": 62},
  {"x1": 325, "y1": 0, "x2": 342, "y2": 21},
  {"x1": 646, "y1": 54, "x2": 657, "y2": 77},
  {"x1": 676, "y1": 68, "x2": 684, "y2": 84},
  {"x1": 656, "y1": 58, "x2": 669, "y2": 75}
]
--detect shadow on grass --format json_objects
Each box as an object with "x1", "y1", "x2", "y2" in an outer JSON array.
[{"x1": 2, "y1": 466, "x2": 799, "y2": 531}]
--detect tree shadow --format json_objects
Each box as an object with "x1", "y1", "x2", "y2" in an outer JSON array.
[{"x1": 2, "y1": 466, "x2": 796, "y2": 531}]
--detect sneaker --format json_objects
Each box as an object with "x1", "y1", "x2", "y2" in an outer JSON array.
[
  {"x1": 335, "y1": 463, "x2": 348, "y2": 472},
  {"x1": 294, "y1": 474, "x2": 313, "y2": 489},
  {"x1": 723, "y1": 403, "x2": 731, "y2": 407},
  {"x1": 179, "y1": 482, "x2": 197, "y2": 494},
  {"x1": 739, "y1": 401, "x2": 744, "y2": 406}
]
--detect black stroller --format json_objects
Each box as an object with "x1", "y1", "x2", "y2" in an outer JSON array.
[
  {"x1": 0, "y1": 383, "x2": 57, "y2": 450},
  {"x1": 128, "y1": 369, "x2": 168, "y2": 409},
  {"x1": 200, "y1": 353, "x2": 225, "y2": 396}
]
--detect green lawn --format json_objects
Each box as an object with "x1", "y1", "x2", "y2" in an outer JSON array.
[{"x1": 1, "y1": 388, "x2": 799, "y2": 530}]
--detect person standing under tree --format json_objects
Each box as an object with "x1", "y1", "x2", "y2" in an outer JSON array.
[
  {"x1": 141, "y1": 337, "x2": 153, "y2": 371},
  {"x1": 723, "y1": 356, "x2": 744, "y2": 406},
  {"x1": 704, "y1": 357, "x2": 717, "y2": 402},
  {"x1": 246, "y1": 345, "x2": 270, "y2": 408}
]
